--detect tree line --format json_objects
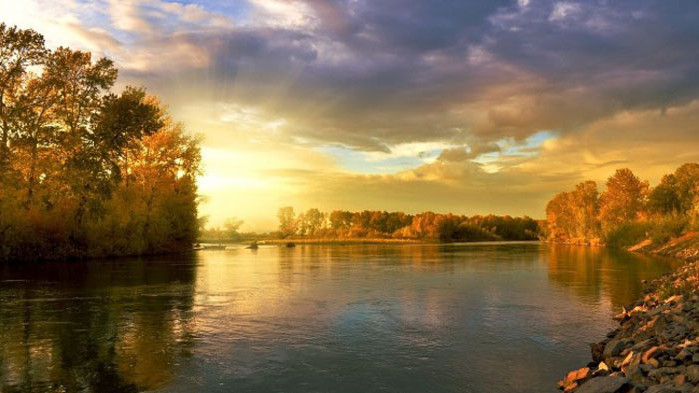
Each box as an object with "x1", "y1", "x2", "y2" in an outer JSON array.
[
  {"x1": 545, "y1": 163, "x2": 699, "y2": 246},
  {"x1": 276, "y1": 207, "x2": 540, "y2": 242},
  {"x1": 0, "y1": 24, "x2": 201, "y2": 261}
]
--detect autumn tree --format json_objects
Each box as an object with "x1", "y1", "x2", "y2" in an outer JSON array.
[
  {"x1": 0, "y1": 25, "x2": 201, "y2": 261},
  {"x1": 303, "y1": 208, "x2": 324, "y2": 237},
  {"x1": 598, "y1": 168, "x2": 648, "y2": 232},
  {"x1": 672, "y1": 163, "x2": 699, "y2": 215},
  {"x1": 0, "y1": 23, "x2": 46, "y2": 174},
  {"x1": 277, "y1": 206, "x2": 297, "y2": 238},
  {"x1": 648, "y1": 174, "x2": 681, "y2": 215},
  {"x1": 546, "y1": 191, "x2": 575, "y2": 241},
  {"x1": 571, "y1": 181, "x2": 600, "y2": 239}
]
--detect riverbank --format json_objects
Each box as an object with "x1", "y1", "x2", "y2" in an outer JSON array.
[
  {"x1": 558, "y1": 234, "x2": 699, "y2": 393},
  {"x1": 261, "y1": 238, "x2": 430, "y2": 245}
]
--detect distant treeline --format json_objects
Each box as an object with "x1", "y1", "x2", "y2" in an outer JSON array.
[
  {"x1": 545, "y1": 163, "x2": 699, "y2": 247},
  {"x1": 275, "y1": 207, "x2": 540, "y2": 242},
  {"x1": 0, "y1": 24, "x2": 200, "y2": 261}
]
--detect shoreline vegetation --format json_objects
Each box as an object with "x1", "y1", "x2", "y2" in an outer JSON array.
[
  {"x1": 0, "y1": 24, "x2": 201, "y2": 262},
  {"x1": 200, "y1": 208, "x2": 542, "y2": 245},
  {"x1": 544, "y1": 163, "x2": 699, "y2": 249},
  {"x1": 548, "y1": 163, "x2": 699, "y2": 393}
]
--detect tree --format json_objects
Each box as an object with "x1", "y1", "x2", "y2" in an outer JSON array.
[
  {"x1": 277, "y1": 206, "x2": 297, "y2": 238},
  {"x1": 598, "y1": 168, "x2": 648, "y2": 232},
  {"x1": 648, "y1": 174, "x2": 681, "y2": 215},
  {"x1": 329, "y1": 210, "x2": 352, "y2": 231},
  {"x1": 571, "y1": 181, "x2": 600, "y2": 239},
  {"x1": 224, "y1": 217, "x2": 244, "y2": 239},
  {"x1": 0, "y1": 25, "x2": 201, "y2": 261},
  {"x1": 546, "y1": 192, "x2": 574, "y2": 241},
  {"x1": 0, "y1": 23, "x2": 46, "y2": 173},
  {"x1": 673, "y1": 163, "x2": 699, "y2": 215},
  {"x1": 303, "y1": 208, "x2": 324, "y2": 237}
]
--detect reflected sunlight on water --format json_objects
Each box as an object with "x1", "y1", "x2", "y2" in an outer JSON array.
[{"x1": 0, "y1": 243, "x2": 680, "y2": 393}]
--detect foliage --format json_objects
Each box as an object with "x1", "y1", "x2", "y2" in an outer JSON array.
[
  {"x1": 604, "y1": 222, "x2": 652, "y2": 248},
  {"x1": 545, "y1": 163, "x2": 699, "y2": 247},
  {"x1": 0, "y1": 24, "x2": 201, "y2": 261},
  {"x1": 648, "y1": 215, "x2": 689, "y2": 245},
  {"x1": 598, "y1": 168, "x2": 648, "y2": 233},
  {"x1": 277, "y1": 206, "x2": 297, "y2": 238},
  {"x1": 275, "y1": 208, "x2": 540, "y2": 242},
  {"x1": 546, "y1": 181, "x2": 601, "y2": 243}
]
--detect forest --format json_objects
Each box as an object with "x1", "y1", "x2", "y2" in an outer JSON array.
[
  {"x1": 545, "y1": 163, "x2": 699, "y2": 247},
  {"x1": 0, "y1": 24, "x2": 201, "y2": 261},
  {"x1": 273, "y1": 207, "x2": 540, "y2": 242}
]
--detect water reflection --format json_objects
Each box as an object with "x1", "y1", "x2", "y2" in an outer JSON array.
[
  {"x1": 544, "y1": 244, "x2": 680, "y2": 308},
  {"x1": 0, "y1": 243, "x2": 680, "y2": 393},
  {"x1": 0, "y1": 257, "x2": 197, "y2": 392}
]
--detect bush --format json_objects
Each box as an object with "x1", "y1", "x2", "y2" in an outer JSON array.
[
  {"x1": 450, "y1": 223, "x2": 500, "y2": 242},
  {"x1": 604, "y1": 222, "x2": 652, "y2": 248},
  {"x1": 648, "y1": 216, "x2": 689, "y2": 245}
]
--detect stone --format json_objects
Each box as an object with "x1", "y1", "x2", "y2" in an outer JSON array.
[
  {"x1": 643, "y1": 347, "x2": 662, "y2": 364},
  {"x1": 575, "y1": 376, "x2": 629, "y2": 393},
  {"x1": 558, "y1": 367, "x2": 591, "y2": 391},
  {"x1": 665, "y1": 295, "x2": 683, "y2": 304},
  {"x1": 646, "y1": 382, "x2": 680, "y2": 393},
  {"x1": 673, "y1": 373, "x2": 686, "y2": 386},
  {"x1": 686, "y1": 365, "x2": 699, "y2": 383},
  {"x1": 591, "y1": 342, "x2": 606, "y2": 363},
  {"x1": 640, "y1": 364, "x2": 655, "y2": 373},
  {"x1": 604, "y1": 340, "x2": 626, "y2": 359},
  {"x1": 675, "y1": 350, "x2": 691, "y2": 361}
]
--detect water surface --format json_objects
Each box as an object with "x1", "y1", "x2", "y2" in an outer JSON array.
[{"x1": 0, "y1": 242, "x2": 680, "y2": 392}]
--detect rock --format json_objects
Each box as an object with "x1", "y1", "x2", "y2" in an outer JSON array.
[
  {"x1": 646, "y1": 382, "x2": 680, "y2": 393},
  {"x1": 591, "y1": 342, "x2": 606, "y2": 362},
  {"x1": 557, "y1": 258, "x2": 699, "y2": 393},
  {"x1": 558, "y1": 367, "x2": 592, "y2": 391},
  {"x1": 665, "y1": 295, "x2": 683, "y2": 304},
  {"x1": 604, "y1": 340, "x2": 626, "y2": 359},
  {"x1": 643, "y1": 347, "x2": 662, "y2": 364},
  {"x1": 675, "y1": 350, "x2": 691, "y2": 361},
  {"x1": 574, "y1": 376, "x2": 629, "y2": 393},
  {"x1": 673, "y1": 374, "x2": 686, "y2": 386},
  {"x1": 686, "y1": 364, "x2": 699, "y2": 383},
  {"x1": 594, "y1": 362, "x2": 611, "y2": 377}
]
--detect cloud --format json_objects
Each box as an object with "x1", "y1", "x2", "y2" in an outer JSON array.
[
  {"x1": 437, "y1": 142, "x2": 501, "y2": 163},
  {"x1": 13, "y1": 0, "x2": 699, "y2": 227}
]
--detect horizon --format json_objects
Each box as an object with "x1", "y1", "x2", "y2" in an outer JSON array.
[{"x1": 5, "y1": 0, "x2": 699, "y2": 231}]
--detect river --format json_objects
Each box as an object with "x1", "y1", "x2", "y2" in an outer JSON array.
[{"x1": 0, "y1": 242, "x2": 680, "y2": 393}]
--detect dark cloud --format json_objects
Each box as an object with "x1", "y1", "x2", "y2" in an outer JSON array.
[{"x1": 115, "y1": 0, "x2": 699, "y2": 152}]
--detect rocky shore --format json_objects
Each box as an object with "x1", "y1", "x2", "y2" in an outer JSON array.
[{"x1": 558, "y1": 245, "x2": 699, "y2": 393}]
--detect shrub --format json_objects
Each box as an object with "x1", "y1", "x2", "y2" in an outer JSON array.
[
  {"x1": 648, "y1": 215, "x2": 689, "y2": 245},
  {"x1": 604, "y1": 222, "x2": 652, "y2": 248}
]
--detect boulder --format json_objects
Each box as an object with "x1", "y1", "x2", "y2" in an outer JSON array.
[
  {"x1": 604, "y1": 340, "x2": 625, "y2": 359},
  {"x1": 574, "y1": 376, "x2": 629, "y2": 393},
  {"x1": 558, "y1": 367, "x2": 591, "y2": 391}
]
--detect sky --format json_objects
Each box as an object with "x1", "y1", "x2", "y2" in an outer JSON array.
[{"x1": 3, "y1": 0, "x2": 699, "y2": 230}]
